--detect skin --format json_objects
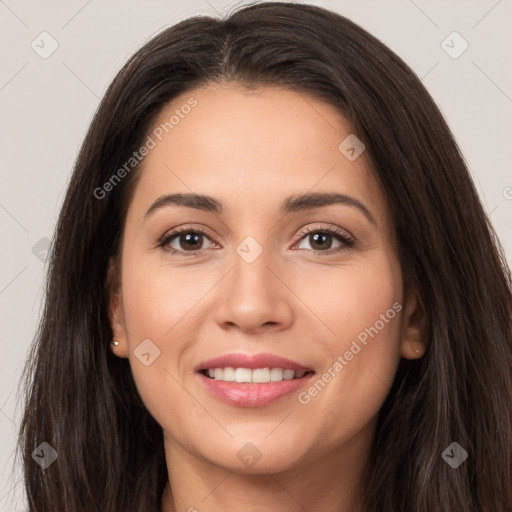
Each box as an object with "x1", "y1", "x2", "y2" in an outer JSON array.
[{"x1": 109, "y1": 84, "x2": 426, "y2": 512}]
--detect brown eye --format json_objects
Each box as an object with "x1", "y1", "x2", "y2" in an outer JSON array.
[
  {"x1": 295, "y1": 226, "x2": 355, "y2": 254},
  {"x1": 303, "y1": 232, "x2": 337, "y2": 251},
  {"x1": 160, "y1": 228, "x2": 215, "y2": 254}
]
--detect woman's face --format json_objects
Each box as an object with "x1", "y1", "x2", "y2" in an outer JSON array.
[{"x1": 110, "y1": 84, "x2": 424, "y2": 474}]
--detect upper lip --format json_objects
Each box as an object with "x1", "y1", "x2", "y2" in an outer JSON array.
[{"x1": 196, "y1": 353, "x2": 314, "y2": 372}]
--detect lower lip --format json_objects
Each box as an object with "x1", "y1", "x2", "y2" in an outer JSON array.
[{"x1": 197, "y1": 372, "x2": 315, "y2": 407}]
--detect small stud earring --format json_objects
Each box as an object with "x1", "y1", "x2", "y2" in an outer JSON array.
[{"x1": 111, "y1": 340, "x2": 119, "y2": 346}]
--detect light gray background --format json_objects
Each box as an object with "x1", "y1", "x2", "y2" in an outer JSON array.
[{"x1": 1, "y1": 0, "x2": 511, "y2": 509}]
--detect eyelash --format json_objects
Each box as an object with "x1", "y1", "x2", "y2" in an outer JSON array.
[{"x1": 158, "y1": 225, "x2": 355, "y2": 256}]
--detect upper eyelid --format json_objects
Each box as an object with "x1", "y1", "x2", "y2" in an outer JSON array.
[
  {"x1": 297, "y1": 224, "x2": 353, "y2": 239},
  {"x1": 160, "y1": 224, "x2": 215, "y2": 243}
]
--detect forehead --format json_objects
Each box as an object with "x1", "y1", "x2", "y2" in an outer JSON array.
[{"x1": 128, "y1": 84, "x2": 389, "y2": 227}]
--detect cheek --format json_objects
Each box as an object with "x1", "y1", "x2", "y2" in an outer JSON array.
[
  {"x1": 329, "y1": 267, "x2": 400, "y2": 360},
  {"x1": 293, "y1": 251, "x2": 401, "y2": 355},
  {"x1": 117, "y1": 250, "x2": 198, "y2": 427},
  {"x1": 120, "y1": 248, "x2": 205, "y2": 342},
  {"x1": 294, "y1": 253, "x2": 403, "y2": 441}
]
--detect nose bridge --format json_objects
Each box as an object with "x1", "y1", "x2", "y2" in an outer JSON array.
[
  {"x1": 214, "y1": 233, "x2": 293, "y2": 332},
  {"x1": 231, "y1": 235, "x2": 277, "y2": 302}
]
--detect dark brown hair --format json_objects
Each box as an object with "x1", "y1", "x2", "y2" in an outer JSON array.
[{"x1": 16, "y1": 2, "x2": 512, "y2": 511}]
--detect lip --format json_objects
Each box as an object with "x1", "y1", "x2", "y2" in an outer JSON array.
[
  {"x1": 195, "y1": 352, "x2": 315, "y2": 408},
  {"x1": 197, "y1": 371, "x2": 315, "y2": 407},
  {"x1": 195, "y1": 352, "x2": 312, "y2": 372}
]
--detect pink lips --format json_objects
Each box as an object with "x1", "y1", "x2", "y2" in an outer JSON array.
[
  {"x1": 196, "y1": 352, "x2": 312, "y2": 372},
  {"x1": 195, "y1": 352, "x2": 315, "y2": 408}
]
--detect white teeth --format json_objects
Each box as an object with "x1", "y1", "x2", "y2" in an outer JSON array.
[
  {"x1": 235, "y1": 368, "x2": 252, "y2": 383},
  {"x1": 269, "y1": 368, "x2": 283, "y2": 381},
  {"x1": 222, "y1": 367, "x2": 236, "y2": 381},
  {"x1": 252, "y1": 368, "x2": 270, "y2": 383},
  {"x1": 283, "y1": 369, "x2": 295, "y2": 380},
  {"x1": 205, "y1": 367, "x2": 309, "y2": 383}
]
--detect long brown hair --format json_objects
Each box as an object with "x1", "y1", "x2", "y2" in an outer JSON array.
[{"x1": 16, "y1": 2, "x2": 512, "y2": 510}]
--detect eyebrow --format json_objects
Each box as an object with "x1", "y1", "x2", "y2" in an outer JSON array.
[{"x1": 144, "y1": 192, "x2": 376, "y2": 224}]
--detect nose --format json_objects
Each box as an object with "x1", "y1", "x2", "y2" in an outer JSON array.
[{"x1": 213, "y1": 247, "x2": 294, "y2": 335}]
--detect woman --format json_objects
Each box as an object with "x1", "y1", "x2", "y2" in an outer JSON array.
[{"x1": 17, "y1": 2, "x2": 512, "y2": 511}]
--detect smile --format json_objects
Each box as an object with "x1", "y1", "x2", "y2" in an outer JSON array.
[
  {"x1": 195, "y1": 353, "x2": 316, "y2": 407},
  {"x1": 200, "y1": 367, "x2": 312, "y2": 383}
]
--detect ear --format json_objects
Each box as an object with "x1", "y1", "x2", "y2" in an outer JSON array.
[
  {"x1": 400, "y1": 285, "x2": 427, "y2": 359},
  {"x1": 106, "y1": 257, "x2": 129, "y2": 358}
]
